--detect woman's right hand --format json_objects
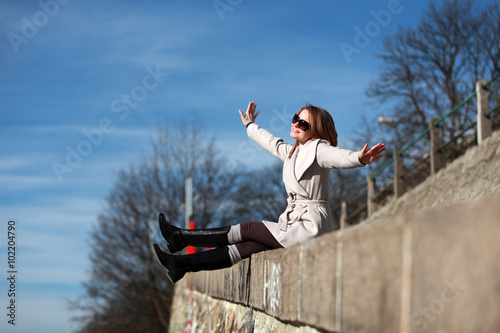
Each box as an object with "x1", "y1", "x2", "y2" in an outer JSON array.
[{"x1": 239, "y1": 101, "x2": 260, "y2": 126}]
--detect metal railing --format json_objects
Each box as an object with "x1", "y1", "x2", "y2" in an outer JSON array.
[{"x1": 337, "y1": 73, "x2": 500, "y2": 225}]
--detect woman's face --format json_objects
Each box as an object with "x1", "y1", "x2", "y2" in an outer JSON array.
[{"x1": 290, "y1": 109, "x2": 313, "y2": 145}]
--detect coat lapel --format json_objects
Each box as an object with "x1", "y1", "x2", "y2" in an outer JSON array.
[
  {"x1": 283, "y1": 148, "x2": 308, "y2": 197},
  {"x1": 282, "y1": 139, "x2": 320, "y2": 198},
  {"x1": 294, "y1": 139, "x2": 320, "y2": 181}
]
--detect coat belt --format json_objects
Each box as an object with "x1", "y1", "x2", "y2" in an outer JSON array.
[
  {"x1": 279, "y1": 198, "x2": 329, "y2": 231},
  {"x1": 288, "y1": 198, "x2": 328, "y2": 205},
  {"x1": 287, "y1": 196, "x2": 329, "y2": 205}
]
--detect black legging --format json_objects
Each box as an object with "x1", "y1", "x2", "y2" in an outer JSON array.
[{"x1": 235, "y1": 221, "x2": 284, "y2": 259}]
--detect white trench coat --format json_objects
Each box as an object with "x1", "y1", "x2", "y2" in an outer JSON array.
[{"x1": 247, "y1": 123, "x2": 364, "y2": 247}]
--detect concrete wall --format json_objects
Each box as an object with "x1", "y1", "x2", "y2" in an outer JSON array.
[{"x1": 169, "y1": 130, "x2": 500, "y2": 333}]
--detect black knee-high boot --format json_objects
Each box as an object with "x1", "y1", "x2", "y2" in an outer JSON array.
[
  {"x1": 158, "y1": 213, "x2": 230, "y2": 253},
  {"x1": 152, "y1": 244, "x2": 232, "y2": 283}
]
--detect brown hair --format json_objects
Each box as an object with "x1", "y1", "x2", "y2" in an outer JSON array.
[{"x1": 288, "y1": 104, "x2": 338, "y2": 158}]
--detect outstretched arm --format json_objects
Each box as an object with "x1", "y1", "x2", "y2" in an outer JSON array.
[
  {"x1": 358, "y1": 143, "x2": 385, "y2": 165},
  {"x1": 240, "y1": 101, "x2": 291, "y2": 161},
  {"x1": 239, "y1": 101, "x2": 260, "y2": 127}
]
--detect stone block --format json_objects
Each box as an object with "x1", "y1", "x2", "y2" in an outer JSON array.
[
  {"x1": 262, "y1": 245, "x2": 301, "y2": 321},
  {"x1": 194, "y1": 267, "x2": 231, "y2": 300},
  {"x1": 341, "y1": 218, "x2": 404, "y2": 332},
  {"x1": 168, "y1": 286, "x2": 191, "y2": 333},
  {"x1": 221, "y1": 267, "x2": 233, "y2": 300},
  {"x1": 298, "y1": 232, "x2": 339, "y2": 330},
  {"x1": 230, "y1": 258, "x2": 251, "y2": 305},
  {"x1": 252, "y1": 309, "x2": 321, "y2": 333},
  {"x1": 188, "y1": 271, "x2": 206, "y2": 294},
  {"x1": 409, "y1": 193, "x2": 500, "y2": 332},
  {"x1": 249, "y1": 251, "x2": 267, "y2": 311}
]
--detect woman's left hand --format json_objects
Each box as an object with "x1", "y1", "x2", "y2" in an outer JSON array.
[{"x1": 359, "y1": 143, "x2": 385, "y2": 165}]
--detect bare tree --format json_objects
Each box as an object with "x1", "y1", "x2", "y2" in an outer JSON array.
[
  {"x1": 70, "y1": 157, "x2": 173, "y2": 333},
  {"x1": 149, "y1": 120, "x2": 240, "y2": 228},
  {"x1": 367, "y1": 0, "x2": 500, "y2": 157},
  {"x1": 70, "y1": 120, "x2": 243, "y2": 332},
  {"x1": 329, "y1": 167, "x2": 367, "y2": 226}
]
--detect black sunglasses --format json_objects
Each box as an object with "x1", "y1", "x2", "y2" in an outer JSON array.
[{"x1": 292, "y1": 114, "x2": 310, "y2": 131}]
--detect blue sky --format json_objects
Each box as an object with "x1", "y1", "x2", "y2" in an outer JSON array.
[{"x1": 0, "y1": 0, "x2": 446, "y2": 331}]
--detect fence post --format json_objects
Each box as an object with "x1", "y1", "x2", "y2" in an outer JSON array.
[
  {"x1": 429, "y1": 118, "x2": 442, "y2": 175},
  {"x1": 367, "y1": 173, "x2": 378, "y2": 216},
  {"x1": 394, "y1": 149, "x2": 405, "y2": 198},
  {"x1": 476, "y1": 78, "x2": 491, "y2": 145},
  {"x1": 340, "y1": 201, "x2": 347, "y2": 229}
]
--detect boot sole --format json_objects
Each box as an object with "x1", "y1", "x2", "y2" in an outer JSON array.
[{"x1": 151, "y1": 244, "x2": 175, "y2": 284}]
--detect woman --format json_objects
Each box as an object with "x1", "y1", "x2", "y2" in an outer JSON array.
[{"x1": 153, "y1": 101, "x2": 385, "y2": 283}]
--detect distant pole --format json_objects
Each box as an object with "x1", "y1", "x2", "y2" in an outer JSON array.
[
  {"x1": 149, "y1": 215, "x2": 154, "y2": 246},
  {"x1": 429, "y1": 118, "x2": 442, "y2": 175},
  {"x1": 340, "y1": 201, "x2": 347, "y2": 229},
  {"x1": 185, "y1": 177, "x2": 193, "y2": 229},
  {"x1": 185, "y1": 177, "x2": 195, "y2": 254},
  {"x1": 394, "y1": 149, "x2": 406, "y2": 198},
  {"x1": 476, "y1": 78, "x2": 491, "y2": 145},
  {"x1": 147, "y1": 215, "x2": 154, "y2": 276},
  {"x1": 367, "y1": 173, "x2": 378, "y2": 216}
]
